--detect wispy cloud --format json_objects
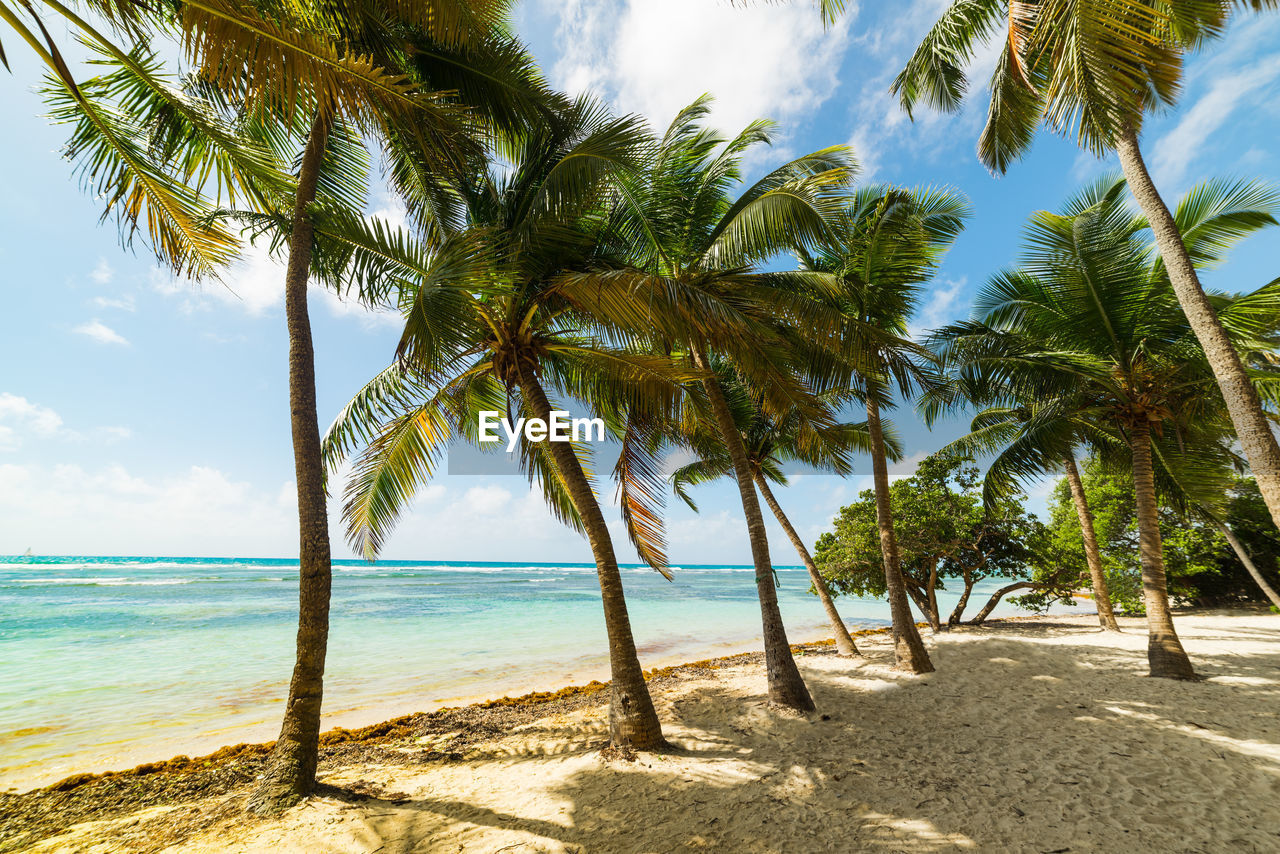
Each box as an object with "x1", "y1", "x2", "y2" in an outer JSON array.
[
  {"x1": 0, "y1": 393, "x2": 63, "y2": 450},
  {"x1": 1152, "y1": 53, "x2": 1280, "y2": 188},
  {"x1": 91, "y1": 294, "x2": 136, "y2": 312},
  {"x1": 150, "y1": 242, "x2": 401, "y2": 328},
  {"x1": 89, "y1": 258, "x2": 113, "y2": 285},
  {"x1": 0, "y1": 394, "x2": 131, "y2": 451},
  {"x1": 909, "y1": 275, "x2": 968, "y2": 341},
  {"x1": 99, "y1": 426, "x2": 132, "y2": 444},
  {"x1": 73, "y1": 319, "x2": 130, "y2": 346},
  {"x1": 838, "y1": 0, "x2": 1002, "y2": 182}
]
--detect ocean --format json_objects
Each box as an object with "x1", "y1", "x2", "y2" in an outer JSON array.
[{"x1": 0, "y1": 555, "x2": 1066, "y2": 789}]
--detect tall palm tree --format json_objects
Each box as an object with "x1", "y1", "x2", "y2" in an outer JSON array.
[
  {"x1": 555, "y1": 98, "x2": 858, "y2": 711},
  {"x1": 1202, "y1": 513, "x2": 1280, "y2": 609},
  {"x1": 11, "y1": 0, "x2": 482, "y2": 275},
  {"x1": 44, "y1": 2, "x2": 549, "y2": 811},
  {"x1": 321, "y1": 97, "x2": 676, "y2": 752},
  {"x1": 933, "y1": 177, "x2": 1280, "y2": 678},
  {"x1": 1062, "y1": 451, "x2": 1119, "y2": 629},
  {"x1": 668, "y1": 372, "x2": 897, "y2": 657},
  {"x1": 798, "y1": 185, "x2": 969, "y2": 673},
  {"x1": 922, "y1": 386, "x2": 1122, "y2": 631},
  {"x1": 245, "y1": 10, "x2": 550, "y2": 811},
  {"x1": 892, "y1": 0, "x2": 1280, "y2": 533}
]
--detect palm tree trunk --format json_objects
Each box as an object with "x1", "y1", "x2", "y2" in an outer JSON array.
[
  {"x1": 692, "y1": 348, "x2": 814, "y2": 711},
  {"x1": 864, "y1": 396, "x2": 934, "y2": 673},
  {"x1": 753, "y1": 473, "x2": 859, "y2": 656},
  {"x1": 1063, "y1": 455, "x2": 1121, "y2": 631},
  {"x1": 514, "y1": 361, "x2": 666, "y2": 749},
  {"x1": 249, "y1": 108, "x2": 335, "y2": 815},
  {"x1": 1116, "y1": 127, "x2": 1280, "y2": 534},
  {"x1": 1209, "y1": 517, "x2": 1280, "y2": 610},
  {"x1": 1129, "y1": 421, "x2": 1197, "y2": 680}
]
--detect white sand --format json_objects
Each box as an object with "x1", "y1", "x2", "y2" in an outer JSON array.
[{"x1": 27, "y1": 612, "x2": 1280, "y2": 853}]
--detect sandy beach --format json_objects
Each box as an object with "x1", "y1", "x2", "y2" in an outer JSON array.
[{"x1": 2, "y1": 609, "x2": 1276, "y2": 853}]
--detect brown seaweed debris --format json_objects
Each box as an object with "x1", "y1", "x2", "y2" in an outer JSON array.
[{"x1": 0, "y1": 626, "x2": 913, "y2": 852}]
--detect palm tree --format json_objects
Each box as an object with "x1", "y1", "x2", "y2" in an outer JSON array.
[
  {"x1": 10, "y1": 0, "x2": 479, "y2": 276},
  {"x1": 1204, "y1": 514, "x2": 1280, "y2": 610},
  {"x1": 922, "y1": 387, "x2": 1122, "y2": 631},
  {"x1": 668, "y1": 372, "x2": 897, "y2": 657},
  {"x1": 892, "y1": 0, "x2": 1280, "y2": 534},
  {"x1": 933, "y1": 177, "x2": 1280, "y2": 678},
  {"x1": 248, "y1": 11, "x2": 552, "y2": 811},
  {"x1": 44, "y1": 2, "x2": 549, "y2": 810},
  {"x1": 321, "y1": 97, "x2": 676, "y2": 752},
  {"x1": 1062, "y1": 453, "x2": 1121, "y2": 630},
  {"x1": 798, "y1": 185, "x2": 969, "y2": 673},
  {"x1": 1151, "y1": 435, "x2": 1280, "y2": 609},
  {"x1": 555, "y1": 98, "x2": 858, "y2": 711}
]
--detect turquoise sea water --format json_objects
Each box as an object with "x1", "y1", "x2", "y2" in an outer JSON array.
[{"x1": 0, "y1": 555, "x2": 1072, "y2": 789}]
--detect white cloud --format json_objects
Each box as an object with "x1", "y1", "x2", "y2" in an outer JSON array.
[
  {"x1": 149, "y1": 265, "x2": 184, "y2": 297},
  {"x1": 847, "y1": 126, "x2": 882, "y2": 181},
  {"x1": 543, "y1": 0, "x2": 854, "y2": 137},
  {"x1": 0, "y1": 462, "x2": 304, "y2": 556},
  {"x1": 148, "y1": 247, "x2": 283, "y2": 315},
  {"x1": 461, "y1": 484, "x2": 513, "y2": 515},
  {"x1": 1022, "y1": 473, "x2": 1061, "y2": 519},
  {"x1": 838, "y1": 0, "x2": 1003, "y2": 181},
  {"x1": 887, "y1": 449, "x2": 928, "y2": 478},
  {"x1": 1152, "y1": 53, "x2": 1280, "y2": 188},
  {"x1": 1071, "y1": 149, "x2": 1112, "y2": 184},
  {"x1": 0, "y1": 393, "x2": 64, "y2": 440},
  {"x1": 73, "y1": 319, "x2": 130, "y2": 346},
  {"x1": 667, "y1": 508, "x2": 745, "y2": 553},
  {"x1": 909, "y1": 275, "x2": 967, "y2": 341},
  {"x1": 218, "y1": 248, "x2": 288, "y2": 314},
  {"x1": 99, "y1": 426, "x2": 132, "y2": 444},
  {"x1": 149, "y1": 244, "x2": 400, "y2": 328},
  {"x1": 89, "y1": 258, "x2": 113, "y2": 285},
  {"x1": 0, "y1": 394, "x2": 134, "y2": 453},
  {"x1": 91, "y1": 294, "x2": 136, "y2": 312}
]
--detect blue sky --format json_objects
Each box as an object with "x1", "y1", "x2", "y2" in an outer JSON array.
[{"x1": 1, "y1": 1, "x2": 1278, "y2": 562}]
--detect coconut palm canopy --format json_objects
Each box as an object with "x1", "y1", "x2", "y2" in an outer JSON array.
[
  {"x1": 5, "y1": 1, "x2": 1280, "y2": 841},
  {"x1": 931, "y1": 174, "x2": 1280, "y2": 677}
]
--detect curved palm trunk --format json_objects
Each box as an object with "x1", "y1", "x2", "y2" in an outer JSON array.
[
  {"x1": 1063, "y1": 456, "x2": 1120, "y2": 631},
  {"x1": 753, "y1": 473, "x2": 859, "y2": 656},
  {"x1": 515, "y1": 362, "x2": 666, "y2": 749},
  {"x1": 249, "y1": 109, "x2": 335, "y2": 815},
  {"x1": 1209, "y1": 517, "x2": 1280, "y2": 610},
  {"x1": 1129, "y1": 422, "x2": 1197, "y2": 680},
  {"x1": 693, "y1": 350, "x2": 814, "y2": 711},
  {"x1": 865, "y1": 396, "x2": 934, "y2": 673},
  {"x1": 1116, "y1": 128, "x2": 1280, "y2": 534}
]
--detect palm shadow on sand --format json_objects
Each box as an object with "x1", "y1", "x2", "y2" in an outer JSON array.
[{"x1": 314, "y1": 618, "x2": 1280, "y2": 853}]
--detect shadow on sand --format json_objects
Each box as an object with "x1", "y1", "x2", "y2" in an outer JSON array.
[{"x1": 294, "y1": 617, "x2": 1280, "y2": 853}]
